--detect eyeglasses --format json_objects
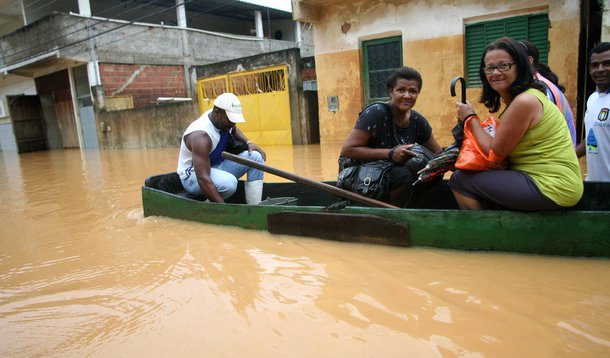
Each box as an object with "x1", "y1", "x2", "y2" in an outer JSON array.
[{"x1": 482, "y1": 62, "x2": 515, "y2": 74}]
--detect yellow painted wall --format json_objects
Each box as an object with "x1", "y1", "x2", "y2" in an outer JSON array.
[
  {"x1": 309, "y1": 0, "x2": 581, "y2": 147},
  {"x1": 197, "y1": 66, "x2": 292, "y2": 145},
  {"x1": 238, "y1": 92, "x2": 292, "y2": 145},
  {"x1": 316, "y1": 36, "x2": 485, "y2": 147},
  {"x1": 316, "y1": 50, "x2": 363, "y2": 144}
]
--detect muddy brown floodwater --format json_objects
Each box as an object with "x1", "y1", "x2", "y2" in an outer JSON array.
[{"x1": 0, "y1": 145, "x2": 609, "y2": 357}]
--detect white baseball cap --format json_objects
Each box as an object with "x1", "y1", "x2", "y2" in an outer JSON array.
[{"x1": 214, "y1": 93, "x2": 245, "y2": 123}]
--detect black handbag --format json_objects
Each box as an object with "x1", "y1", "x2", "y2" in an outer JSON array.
[
  {"x1": 404, "y1": 143, "x2": 435, "y2": 173},
  {"x1": 227, "y1": 134, "x2": 249, "y2": 154},
  {"x1": 337, "y1": 160, "x2": 395, "y2": 200}
]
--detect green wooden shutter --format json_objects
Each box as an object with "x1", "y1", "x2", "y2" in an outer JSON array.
[
  {"x1": 465, "y1": 23, "x2": 486, "y2": 88},
  {"x1": 362, "y1": 36, "x2": 402, "y2": 105},
  {"x1": 465, "y1": 13, "x2": 549, "y2": 87},
  {"x1": 528, "y1": 15, "x2": 549, "y2": 64}
]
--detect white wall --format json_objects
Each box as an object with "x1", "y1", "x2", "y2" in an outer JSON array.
[
  {"x1": 0, "y1": 74, "x2": 37, "y2": 121},
  {"x1": 603, "y1": 0, "x2": 610, "y2": 42},
  {"x1": 0, "y1": 75, "x2": 36, "y2": 150}
]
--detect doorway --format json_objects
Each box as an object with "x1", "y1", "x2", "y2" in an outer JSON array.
[
  {"x1": 8, "y1": 95, "x2": 47, "y2": 153},
  {"x1": 35, "y1": 70, "x2": 79, "y2": 148},
  {"x1": 576, "y1": 0, "x2": 602, "y2": 141}
]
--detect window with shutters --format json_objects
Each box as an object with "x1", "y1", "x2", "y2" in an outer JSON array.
[
  {"x1": 362, "y1": 36, "x2": 402, "y2": 105},
  {"x1": 465, "y1": 13, "x2": 549, "y2": 87}
]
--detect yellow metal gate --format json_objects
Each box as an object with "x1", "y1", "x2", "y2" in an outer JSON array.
[{"x1": 197, "y1": 65, "x2": 291, "y2": 145}]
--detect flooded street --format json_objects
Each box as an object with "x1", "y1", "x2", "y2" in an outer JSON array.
[{"x1": 0, "y1": 145, "x2": 609, "y2": 357}]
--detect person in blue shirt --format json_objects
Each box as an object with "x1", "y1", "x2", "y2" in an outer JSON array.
[{"x1": 523, "y1": 40, "x2": 577, "y2": 146}]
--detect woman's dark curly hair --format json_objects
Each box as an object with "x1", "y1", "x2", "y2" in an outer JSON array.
[
  {"x1": 385, "y1": 66, "x2": 423, "y2": 92},
  {"x1": 479, "y1": 37, "x2": 545, "y2": 112}
]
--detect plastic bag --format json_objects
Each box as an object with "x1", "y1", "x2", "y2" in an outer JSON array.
[{"x1": 455, "y1": 116, "x2": 507, "y2": 171}]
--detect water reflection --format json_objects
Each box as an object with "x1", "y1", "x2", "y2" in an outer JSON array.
[
  {"x1": 0, "y1": 146, "x2": 609, "y2": 357},
  {"x1": 0, "y1": 149, "x2": 23, "y2": 195}
]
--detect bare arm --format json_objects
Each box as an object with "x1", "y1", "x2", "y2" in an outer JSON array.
[
  {"x1": 340, "y1": 128, "x2": 418, "y2": 164},
  {"x1": 422, "y1": 134, "x2": 442, "y2": 154},
  {"x1": 457, "y1": 93, "x2": 541, "y2": 157},
  {"x1": 186, "y1": 131, "x2": 225, "y2": 203},
  {"x1": 575, "y1": 141, "x2": 586, "y2": 158},
  {"x1": 232, "y1": 126, "x2": 266, "y2": 160}
]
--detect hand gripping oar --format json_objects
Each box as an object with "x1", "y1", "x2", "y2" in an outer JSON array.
[{"x1": 221, "y1": 151, "x2": 399, "y2": 209}]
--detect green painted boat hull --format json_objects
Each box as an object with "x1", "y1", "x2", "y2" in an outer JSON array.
[{"x1": 142, "y1": 174, "x2": 610, "y2": 257}]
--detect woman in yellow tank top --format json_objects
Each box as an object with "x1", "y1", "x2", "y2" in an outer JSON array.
[{"x1": 448, "y1": 37, "x2": 583, "y2": 210}]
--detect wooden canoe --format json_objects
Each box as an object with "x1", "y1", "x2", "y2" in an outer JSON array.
[{"x1": 142, "y1": 172, "x2": 610, "y2": 257}]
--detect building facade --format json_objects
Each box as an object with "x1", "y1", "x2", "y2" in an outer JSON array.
[
  {"x1": 292, "y1": 0, "x2": 607, "y2": 146},
  {"x1": 0, "y1": 0, "x2": 314, "y2": 151}
]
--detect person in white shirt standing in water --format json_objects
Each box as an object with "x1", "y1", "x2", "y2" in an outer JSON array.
[{"x1": 577, "y1": 42, "x2": 610, "y2": 182}]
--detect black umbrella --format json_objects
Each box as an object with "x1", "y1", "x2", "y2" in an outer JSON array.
[
  {"x1": 449, "y1": 76, "x2": 467, "y2": 146},
  {"x1": 413, "y1": 144, "x2": 460, "y2": 185},
  {"x1": 414, "y1": 77, "x2": 466, "y2": 185}
]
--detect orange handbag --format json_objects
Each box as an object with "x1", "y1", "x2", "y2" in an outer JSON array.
[{"x1": 455, "y1": 115, "x2": 507, "y2": 171}]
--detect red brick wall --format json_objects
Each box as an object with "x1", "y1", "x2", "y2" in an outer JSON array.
[
  {"x1": 301, "y1": 67, "x2": 316, "y2": 81},
  {"x1": 99, "y1": 63, "x2": 187, "y2": 108}
]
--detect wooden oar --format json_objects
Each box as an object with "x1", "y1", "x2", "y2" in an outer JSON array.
[{"x1": 221, "y1": 151, "x2": 399, "y2": 209}]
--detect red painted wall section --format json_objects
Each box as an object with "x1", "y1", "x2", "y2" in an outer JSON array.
[{"x1": 99, "y1": 63, "x2": 186, "y2": 108}]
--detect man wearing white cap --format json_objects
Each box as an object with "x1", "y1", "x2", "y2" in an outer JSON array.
[{"x1": 177, "y1": 93, "x2": 266, "y2": 203}]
